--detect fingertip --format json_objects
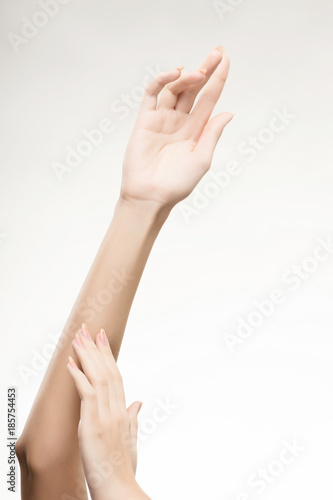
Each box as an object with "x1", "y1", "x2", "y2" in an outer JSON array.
[
  {"x1": 222, "y1": 50, "x2": 230, "y2": 65},
  {"x1": 68, "y1": 355, "x2": 79, "y2": 370},
  {"x1": 226, "y1": 112, "x2": 235, "y2": 123},
  {"x1": 73, "y1": 332, "x2": 85, "y2": 348},
  {"x1": 97, "y1": 328, "x2": 109, "y2": 346},
  {"x1": 218, "y1": 112, "x2": 235, "y2": 127},
  {"x1": 67, "y1": 361, "x2": 74, "y2": 375}
]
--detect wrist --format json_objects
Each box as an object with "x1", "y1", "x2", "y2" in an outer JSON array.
[
  {"x1": 116, "y1": 195, "x2": 172, "y2": 228},
  {"x1": 98, "y1": 480, "x2": 151, "y2": 500},
  {"x1": 122, "y1": 485, "x2": 151, "y2": 500}
]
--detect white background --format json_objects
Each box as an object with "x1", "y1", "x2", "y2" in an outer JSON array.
[{"x1": 1, "y1": 0, "x2": 333, "y2": 498}]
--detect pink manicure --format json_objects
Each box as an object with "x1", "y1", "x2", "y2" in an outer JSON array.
[
  {"x1": 74, "y1": 332, "x2": 85, "y2": 347},
  {"x1": 99, "y1": 328, "x2": 108, "y2": 345},
  {"x1": 68, "y1": 356, "x2": 78, "y2": 369},
  {"x1": 81, "y1": 323, "x2": 91, "y2": 340}
]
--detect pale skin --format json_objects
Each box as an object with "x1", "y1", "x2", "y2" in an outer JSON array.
[
  {"x1": 16, "y1": 46, "x2": 232, "y2": 500},
  {"x1": 67, "y1": 325, "x2": 150, "y2": 500}
]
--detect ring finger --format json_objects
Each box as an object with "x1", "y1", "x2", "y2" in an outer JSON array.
[{"x1": 157, "y1": 69, "x2": 207, "y2": 110}]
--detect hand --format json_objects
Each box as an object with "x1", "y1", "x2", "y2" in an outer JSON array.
[
  {"x1": 67, "y1": 324, "x2": 149, "y2": 500},
  {"x1": 120, "y1": 46, "x2": 233, "y2": 209}
]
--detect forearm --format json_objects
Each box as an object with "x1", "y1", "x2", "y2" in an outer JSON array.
[
  {"x1": 66, "y1": 196, "x2": 170, "y2": 358},
  {"x1": 19, "y1": 197, "x2": 170, "y2": 464}
]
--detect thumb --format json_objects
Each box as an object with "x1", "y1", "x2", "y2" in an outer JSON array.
[
  {"x1": 127, "y1": 401, "x2": 143, "y2": 437},
  {"x1": 195, "y1": 112, "x2": 234, "y2": 168}
]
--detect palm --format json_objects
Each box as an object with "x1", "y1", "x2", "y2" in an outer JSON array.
[{"x1": 123, "y1": 109, "x2": 202, "y2": 205}]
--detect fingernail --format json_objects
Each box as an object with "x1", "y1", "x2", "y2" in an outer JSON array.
[
  {"x1": 222, "y1": 49, "x2": 227, "y2": 55},
  {"x1": 215, "y1": 45, "x2": 223, "y2": 52},
  {"x1": 74, "y1": 332, "x2": 85, "y2": 347},
  {"x1": 199, "y1": 68, "x2": 208, "y2": 75},
  {"x1": 99, "y1": 328, "x2": 108, "y2": 345},
  {"x1": 68, "y1": 356, "x2": 78, "y2": 369},
  {"x1": 176, "y1": 65, "x2": 184, "y2": 71},
  {"x1": 81, "y1": 323, "x2": 91, "y2": 340}
]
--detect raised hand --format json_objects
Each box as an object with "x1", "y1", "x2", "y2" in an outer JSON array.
[
  {"x1": 67, "y1": 324, "x2": 150, "y2": 500},
  {"x1": 121, "y1": 46, "x2": 233, "y2": 208}
]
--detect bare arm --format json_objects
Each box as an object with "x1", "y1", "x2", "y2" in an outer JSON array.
[
  {"x1": 16, "y1": 46, "x2": 232, "y2": 500},
  {"x1": 17, "y1": 200, "x2": 170, "y2": 499}
]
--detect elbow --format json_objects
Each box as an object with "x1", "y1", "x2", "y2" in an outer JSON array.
[
  {"x1": 15, "y1": 435, "x2": 29, "y2": 473},
  {"x1": 15, "y1": 430, "x2": 77, "y2": 474}
]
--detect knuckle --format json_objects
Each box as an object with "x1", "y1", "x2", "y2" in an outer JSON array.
[
  {"x1": 113, "y1": 410, "x2": 129, "y2": 427},
  {"x1": 167, "y1": 85, "x2": 178, "y2": 96},
  {"x1": 112, "y1": 413, "x2": 122, "y2": 427},
  {"x1": 145, "y1": 79, "x2": 158, "y2": 94},
  {"x1": 99, "y1": 412, "x2": 112, "y2": 430},
  {"x1": 85, "y1": 343, "x2": 97, "y2": 351},
  {"x1": 144, "y1": 82, "x2": 153, "y2": 95},
  {"x1": 92, "y1": 374, "x2": 109, "y2": 387},
  {"x1": 154, "y1": 73, "x2": 165, "y2": 85},
  {"x1": 96, "y1": 426, "x2": 107, "y2": 440},
  {"x1": 187, "y1": 89, "x2": 197, "y2": 97}
]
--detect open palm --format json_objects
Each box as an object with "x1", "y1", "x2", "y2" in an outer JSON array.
[{"x1": 121, "y1": 47, "x2": 233, "y2": 207}]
